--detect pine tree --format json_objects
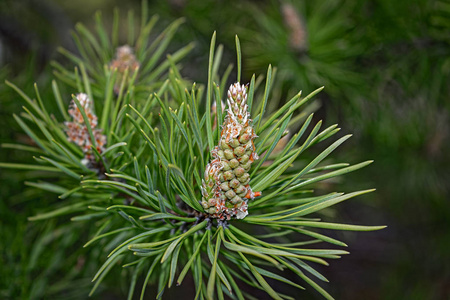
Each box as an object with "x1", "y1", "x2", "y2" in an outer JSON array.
[{"x1": 1, "y1": 4, "x2": 385, "y2": 299}]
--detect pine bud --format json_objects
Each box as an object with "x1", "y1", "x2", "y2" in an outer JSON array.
[
  {"x1": 225, "y1": 190, "x2": 236, "y2": 199},
  {"x1": 240, "y1": 154, "x2": 250, "y2": 164},
  {"x1": 239, "y1": 133, "x2": 251, "y2": 144},
  {"x1": 234, "y1": 166, "x2": 245, "y2": 177},
  {"x1": 201, "y1": 83, "x2": 261, "y2": 220},
  {"x1": 234, "y1": 146, "x2": 245, "y2": 157},
  {"x1": 229, "y1": 179, "x2": 240, "y2": 189},
  {"x1": 242, "y1": 161, "x2": 252, "y2": 171},
  {"x1": 224, "y1": 149, "x2": 234, "y2": 160},
  {"x1": 229, "y1": 138, "x2": 240, "y2": 148},
  {"x1": 223, "y1": 170, "x2": 235, "y2": 180},
  {"x1": 65, "y1": 93, "x2": 106, "y2": 163},
  {"x1": 220, "y1": 182, "x2": 230, "y2": 191},
  {"x1": 217, "y1": 150, "x2": 225, "y2": 159},
  {"x1": 235, "y1": 185, "x2": 247, "y2": 195},
  {"x1": 109, "y1": 45, "x2": 140, "y2": 94},
  {"x1": 229, "y1": 158, "x2": 239, "y2": 168},
  {"x1": 230, "y1": 196, "x2": 242, "y2": 205},
  {"x1": 238, "y1": 173, "x2": 250, "y2": 183},
  {"x1": 221, "y1": 161, "x2": 231, "y2": 171}
]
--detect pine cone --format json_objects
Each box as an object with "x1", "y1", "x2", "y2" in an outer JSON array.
[
  {"x1": 201, "y1": 83, "x2": 261, "y2": 220},
  {"x1": 109, "y1": 45, "x2": 140, "y2": 94},
  {"x1": 65, "y1": 93, "x2": 106, "y2": 163}
]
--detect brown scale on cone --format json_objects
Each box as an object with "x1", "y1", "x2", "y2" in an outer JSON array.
[{"x1": 201, "y1": 83, "x2": 261, "y2": 220}]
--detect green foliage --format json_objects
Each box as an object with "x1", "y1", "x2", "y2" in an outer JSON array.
[
  {"x1": 242, "y1": 0, "x2": 365, "y2": 100},
  {"x1": 1, "y1": 4, "x2": 384, "y2": 300}
]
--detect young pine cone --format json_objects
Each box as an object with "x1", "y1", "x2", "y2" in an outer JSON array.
[
  {"x1": 201, "y1": 83, "x2": 261, "y2": 220},
  {"x1": 65, "y1": 93, "x2": 106, "y2": 163},
  {"x1": 109, "y1": 45, "x2": 140, "y2": 94}
]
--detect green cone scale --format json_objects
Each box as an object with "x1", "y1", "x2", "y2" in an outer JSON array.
[{"x1": 201, "y1": 83, "x2": 261, "y2": 220}]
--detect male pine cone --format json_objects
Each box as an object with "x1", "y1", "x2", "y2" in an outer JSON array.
[{"x1": 201, "y1": 83, "x2": 261, "y2": 220}]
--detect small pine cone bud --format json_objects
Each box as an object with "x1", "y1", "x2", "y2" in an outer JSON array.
[
  {"x1": 239, "y1": 133, "x2": 251, "y2": 144},
  {"x1": 237, "y1": 191, "x2": 248, "y2": 198},
  {"x1": 221, "y1": 161, "x2": 231, "y2": 171},
  {"x1": 231, "y1": 196, "x2": 243, "y2": 205},
  {"x1": 234, "y1": 146, "x2": 245, "y2": 157},
  {"x1": 229, "y1": 179, "x2": 241, "y2": 189},
  {"x1": 238, "y1": 173, "x2": 250, "y2": 183},
  {"x1": 244, "y1": 141, "x2": 253, "y2": 149},
  {"x1": 221, "y1": 140, "x2": 231, "y2": 150},
  {"x1": 241, "y1": 177, "x2": 251, "y2": 185},
  {"x1": 225, "y1": 190, "x2": 236, "y2": 199},
  {"x1": 242, "y1": 161, "x2": 252, "y2": 171},
  {"x1": 235, "y1": 185, "x2": 247, "y2": 195},
  {"x1": 223, "y1": 170, "x2": 235, "y2": 181},
  {"x1": 224, "y1": 149, "x2": 234, "y2": 159},
  {"x1": 229, "y1": 158, "x2": 239, "y2": 168},
  {"x1": 234, "y1": 166, "x2": 246, "y2": 177},
  {"x1": 202, "y1": 201, "x2": 209, "y2": 209},
  {"x1": 230, "y1": 138, "x2": 240, "y2": 148},
  {"x1": 240, "y1": 154, "x2": 250, "y2": 164},
  {"x1": 217, "y1": 150, "x2": 225, "y2": 159},
  {"x1": 220, "y1": 182, "x2": 230, "y2": 191}
]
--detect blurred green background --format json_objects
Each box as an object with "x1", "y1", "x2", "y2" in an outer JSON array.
[{"x1": 1, "y1": 0, "x2": 449, "y2": 299}]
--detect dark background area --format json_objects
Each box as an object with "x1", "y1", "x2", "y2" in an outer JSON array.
[{"x1": 1, "y1": 0, "x2": 449, "y2": 299}]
